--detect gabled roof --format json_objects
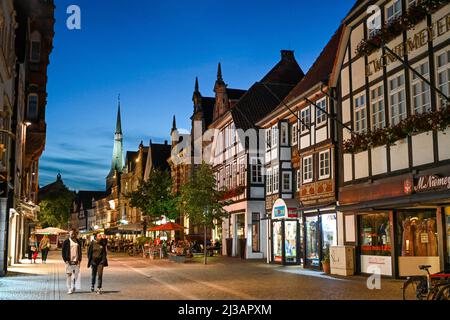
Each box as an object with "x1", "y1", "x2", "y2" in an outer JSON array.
[
  {"x1": 149, "y1": 142, "x2": 171, "y2": 172},
  {"x1": 75, "y1": 191, "x2": 107, "y2": 211},
  {"x1": 284, "y1": 26, "x2": 344, "y2": 104},
  {"x1": 230, "y1": 50, "x2": 304, "y2": 130},
  {"x1": 226, "y1": 88, "x2": 247, "y2": 100}
]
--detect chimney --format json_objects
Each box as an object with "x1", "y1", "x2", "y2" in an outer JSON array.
[
  {"x1": 281, "y1": 50, "x2": 295, "y2": 61},
  {"x1": 164, "y1": 140, "x2": 168, "y2": 145}
]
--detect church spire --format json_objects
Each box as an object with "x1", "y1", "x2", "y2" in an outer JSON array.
[
  {"x1": 172, "y1": 115, "x2": 177, "y2": 132},
  {"x1": 116, "y1": 94, "x2": 122, "y2": 134},
  {"x1": 194, "y1": 76, "x2": 199, "y2": 93},
  {"x1": 217, "y1": 62, "x2": 223, "y2": 82}
]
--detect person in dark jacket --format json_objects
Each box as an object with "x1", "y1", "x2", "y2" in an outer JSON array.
[
  {"x1": 88, "y1": 233, "x2": 108, "y2": 294},
  {"x1": 62, "y1": 228, "x2": 82, "y2": 294}
]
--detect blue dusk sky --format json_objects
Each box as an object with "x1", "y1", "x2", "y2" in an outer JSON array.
[{"x1": 40, "y1": 0, "x2": 355, "y2": 191}]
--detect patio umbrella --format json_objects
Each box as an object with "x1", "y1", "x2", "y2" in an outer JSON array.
[
  {"x1": 148, "y1": 222, "x2": 186, "y2": 232},
  {"x1": 35, "y1": 227, "x2": 69, "y2": 235}
]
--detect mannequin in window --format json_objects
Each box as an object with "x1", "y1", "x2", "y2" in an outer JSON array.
[
  {"x1": 427, "y1": 218, "x2": 438, "y2": 256},
  {"x1": 402, "y1": 218, "x2": 414, "y2": 256},
  {"x1": 414, "y1": 220, "x2": 428, "y2": 256}
]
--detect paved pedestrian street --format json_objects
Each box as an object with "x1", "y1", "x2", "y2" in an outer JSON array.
[{"x1": 0, "y1": 251, "x2": 404, "y2": 300}]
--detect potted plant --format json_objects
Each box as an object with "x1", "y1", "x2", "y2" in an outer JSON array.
[{"x1": 321, "y1": 244, "x2": 331, "y2": 274}]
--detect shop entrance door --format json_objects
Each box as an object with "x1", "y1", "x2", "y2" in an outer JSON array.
[
  {"x1": 271, "y1": 219, "x2": 301, "y2": 265},
  {"x1": 236, "y1": 214, "x2": 246, "y2": 258},
  {"x1": 304, "y1": 215, "x2": 319, "y2": 268}
]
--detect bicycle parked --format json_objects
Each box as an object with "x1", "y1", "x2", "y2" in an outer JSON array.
[{"x1": 403, "y1": 265, "x2": 450, "y2": 300}]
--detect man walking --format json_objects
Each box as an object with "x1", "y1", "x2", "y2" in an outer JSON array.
[
  {"x1": 88, "y1": 232, "x2": 108, "y2": 294},
  {"x1": 62, "y1": 228, "x2": 82, "y2": 295}
]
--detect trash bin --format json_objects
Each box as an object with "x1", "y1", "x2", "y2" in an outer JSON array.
[
  {"x1": 239, "y1": 238, "x2": 247, "y2": 259},
  {"x1": 226, "y1": 238, "x2": 233, "y2": 257}
]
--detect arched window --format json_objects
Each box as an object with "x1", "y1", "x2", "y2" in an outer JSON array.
[
  {"x1": 27, "y1": 94, "x2": 38, "y2": 119},
  {"x1": 30, "y1": 31, "x2": 41, "y2": 62}
]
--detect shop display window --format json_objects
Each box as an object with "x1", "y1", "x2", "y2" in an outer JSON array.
[
  {"x1": 305, "y1": 216, "x2": 319, "y2": 266},
  {"x1": 322, "y1": 214, "x2": 337, "y2": 251},
  {"x1": 273, "y1": 221, "x2": 283, "y2": 262},
  {"x1": 397, "y1": 210, "x2": 438, "y2": 257},
  {"x1": 285, "y1": 221, "x2": 297, "y2": 263},
  {"x1": 360, "y1": 213, "x2": 391, "y2": 256},
  {"x1": 446, "y1": 207, "x2": 450, "y2": 266}
]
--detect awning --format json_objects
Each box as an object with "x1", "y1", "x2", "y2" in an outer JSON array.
[
  {"x1": 336, "y1": 191, "x2": 450, "y2": 212},
  {"x1": 35, "y1": 227, "x2": 69, "y2": 235},
  {"x1": 148, "y1": 222, "x2": 186, "y2": 232}
]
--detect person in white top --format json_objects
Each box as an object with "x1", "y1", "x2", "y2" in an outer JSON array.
[{"x1": 62, "y1": 228, "x2": 82, "y2": 294}]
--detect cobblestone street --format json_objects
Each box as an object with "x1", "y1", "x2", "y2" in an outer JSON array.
[{"x1": 0, "y1": 251, "x2": 404, "y2": 300}]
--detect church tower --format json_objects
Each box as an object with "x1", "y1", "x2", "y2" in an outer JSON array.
[
  {"x1": 213, "y1": 63, "x2": 229, "y2": 120},
  {"x1": 106, "y1": 96, "x2": 124, "y2": 191}
]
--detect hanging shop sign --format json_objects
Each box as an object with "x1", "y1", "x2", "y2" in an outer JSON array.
[
  {"x1": 405, "y1": 175, "x2": 450, "y2": 194},
  {"x1": 272, "y1": 199, "x2": 299, "y2": 219}
]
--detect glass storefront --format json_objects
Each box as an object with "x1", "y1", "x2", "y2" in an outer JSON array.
[
  {"x1": 360, "y1": 213, "x2": 391, "y2": 256},
  {"x1": 446, "y1": 207, "x2": 450, "y2": 267},
  {"x1": 321, "y1": 213, "x2": 337, "y2": 251},
  {"x1": 285, "y1": 220, "x2": 298, "y2": 263},
  {"x1": 305, "y1": 215, "x2": 319, "y2": 267},
  {"x1": 397, "y1": 210, "x2": 438, "y2": 257},
  {"x1": 273, "y1": 221, "x2": 283, "y2": 263}
]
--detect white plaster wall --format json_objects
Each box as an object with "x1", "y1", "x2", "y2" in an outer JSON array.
[
  {"x1": 390, "y1": 139, "x2": 409, "y2": 171},
  {"x1": 431, "y1": 4, "x2": 450, "y2": 48},
  {"x1": 316, "y1": 126, "x2": 327, "y2": 144},
  {"x1": 341, "y1": 66, "x2": 350, "y2": 97},
  {"x1": 438, "y1": 128, "x2": 450, "y2": 161},
  {"x1": 412, "y1": 132, "x2": 434, "y2": 167},
  {"x1": 354, "y1": 151, "x2": 369, "y2": 179},
  {"x1": 344, "y1": 153, "x2": 353, "y2": 182},
  {"x1": 350, "y1": 24, "x2": 364, "y2": 60},
  {"x1": 371, "y1": 146, "x2": 387, "y2": 176},
  {"x1": 351, "y1": 58, "x2": 366, "y2": 92},
  {"x1": 300, "y1": 135, "x2": 310, "y2": 149}
]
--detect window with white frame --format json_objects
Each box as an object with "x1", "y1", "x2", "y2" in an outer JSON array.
[
  {"x1": 280, "y1": 122, "x2": 288, "y2": 145},
  {"x1": 300, "y1": 107, "x2": 310, "y2": 133},
  {"x1": 238, "y1": 157, "x2": 246, "y2": 186},
  {"x1": 273, "y1": 166, "x2": 279, "y2": 193},
  {"x1": 316, "y1": 98, "x2": 327, "y2": 125},
  {"x1": 282, "y1": 172, "x2": 292, "y2": 192},
  {"x1": 225, "y1": 165, "x2": 230, "y2": 189},
  {"x1": 271, "y1": 125, "x2": 278, "y2": 148},
  {"x1": 412, "y1": 61, "x2": 431, "y2": 114},
  {"x1": 371, "y1": 85, "x2": 385, "y2": 130},
  {"x1": 386, "y1": 0, "x2": 402, "y2": 24},
  {"x1": 251, "y1": 158, "x2": 263, "y2": 183},
  {"x1": 436, "y1": 49, "x2": 450, "y2": 110},
  {"x1": 407, "y1": 0, "x2": 419, "y2": 8},
  {"x1": 291, "y1": 122, "x2": 298, "y2": 145},
  {"x1": 368, "y1": 7, "x2": 382, "y2": 37},
  {"x1": 303, "y1": 156, "x2": 313, "y2": 183},
  {"x1": 266, "y1": 169, "x2": 272, "y2": 194},
  {"x1": 232, "y1": 161, "x2": 237, "y2": 188},
  {"x1": 389, "y1": 73, "x2": 407, "y2": 125},
  {"x1": 265, "y1": 128, "x2": 272, "y2": 151},
  {"x1": 319, "y1": 150, "x2": 330, "y2": 180},
  {"x1": 27, "y1": 94, "x2": 38, "y2": 119},
  {"x1": 296, "y1": 169, "x2": 301, "y2": 191},
  {"x1": 354, "y1": 95, "x2": 367, "y2": 133}
]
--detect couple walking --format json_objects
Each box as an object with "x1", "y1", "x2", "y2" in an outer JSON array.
[
  {"x1": 62, "y1": 229, "x2": 108, "y2": 295},
  {"x1": 28, "y1": 234, "x2": 51, "y2": 263}
]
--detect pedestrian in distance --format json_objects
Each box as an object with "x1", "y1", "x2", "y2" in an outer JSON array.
[
  {"x1": 88, "y1": 232, "x2": 108, "y2": 294},
  {"x1": 62, "y1": 228, "x2": 82, "y2": 295},
  {"x1": 39, "y1": 235, "x2": 51, "y2": 264},
  {"x1": 28, "y1": 234, "x2": 38, "y2": 263}
]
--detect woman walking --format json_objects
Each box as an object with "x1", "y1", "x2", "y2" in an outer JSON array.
[
  {"x1": 39, "y1": 235, "x2": 51, "y2": 264},
  {"x1": 28, "y1": 234, "x2": 38, "y2": 264}
]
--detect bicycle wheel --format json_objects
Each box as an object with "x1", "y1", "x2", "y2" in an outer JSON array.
[
  {"x1": 434, "y1": 284, "x2": 450, "y2": 300},
  {"x1": 403, "y1": 277, "x2": 425, "y2": 300}
]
